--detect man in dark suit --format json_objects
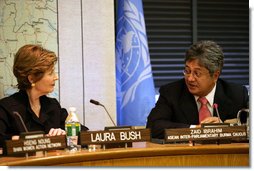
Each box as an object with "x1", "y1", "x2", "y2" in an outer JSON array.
[{"x1": 146, "y1": 40, "x2": 249, "y2": 139}]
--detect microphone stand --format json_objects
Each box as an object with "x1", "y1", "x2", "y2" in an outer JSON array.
[
  {"x1": 13, "y1": 111, "x2": 44, "y2": 139},
  {"x1": 99, "y1": 104, "x2": 116, "y2": 127}
]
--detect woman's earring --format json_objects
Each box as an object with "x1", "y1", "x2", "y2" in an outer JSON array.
[{"x1": 31, "y1": 83, "x2": 35, "y2": 87}]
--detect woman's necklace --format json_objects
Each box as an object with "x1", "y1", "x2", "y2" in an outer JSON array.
[
  {"x1": 27, "y1": 90, "x2": 41, "y2": 117},
  {"x1": 31, "y1": 104, "x2": 41, "y2": 117}
]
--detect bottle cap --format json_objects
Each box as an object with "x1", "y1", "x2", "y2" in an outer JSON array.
[{"x1": 66, "y1": 107, "x2": 79, "y2": 122}]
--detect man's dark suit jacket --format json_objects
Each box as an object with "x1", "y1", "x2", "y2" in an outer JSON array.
[
  {"x1": 146, "y1": 78, "x2": 249, "y2": 139},
  {"x1": 0, "y1": 90, "x2": 88, "y2": 148}
]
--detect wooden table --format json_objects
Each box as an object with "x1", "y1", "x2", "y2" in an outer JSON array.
[{"x1": 0, "y1": 142, "x2": 249, "y2": 166}]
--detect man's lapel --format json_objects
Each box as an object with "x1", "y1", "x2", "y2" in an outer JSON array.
[
  {"x1": 213, "y1": 81, "x2": 234, "y2": 121},
  {"x1": 179, "y1": 87, "x2": 199, "y2": 124}
]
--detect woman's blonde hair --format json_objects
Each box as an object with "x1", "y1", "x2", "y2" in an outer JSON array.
[{"x1": 13, "y1": 44, "x2": 57, "y2": 90}]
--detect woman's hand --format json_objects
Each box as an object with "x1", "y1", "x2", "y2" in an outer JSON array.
[
  {"x1": 11, "y1": 135, "x2": 20, "y2": 140},
  {"x1": 47, "y1": 128, "x2": 66, "y2": 136}
]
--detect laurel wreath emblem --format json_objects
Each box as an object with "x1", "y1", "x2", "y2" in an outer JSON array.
[{"x1": 116, "y1": 0, "x2": 153, "y2": 108}]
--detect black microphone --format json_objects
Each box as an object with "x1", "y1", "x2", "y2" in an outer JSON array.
[
  {"x1": 90, "y1": 99, "x2": 100, "y2": 106},
  {"x1": 13, "y1": 111, "x2": 29, "y2": 132},
  {"x1": 13, "y1": 111, "x2": 44, "y2": 139},
  {"x1": 213, "y1": 103, "x2": 222, "y2": 123},
  {"x1": 90, "y1": 99, "x2": 116, "y2": 126}
]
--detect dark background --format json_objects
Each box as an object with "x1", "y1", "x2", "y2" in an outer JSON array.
[{"x1": 143, "y1": 0, "x2": 249, "y2": 90}]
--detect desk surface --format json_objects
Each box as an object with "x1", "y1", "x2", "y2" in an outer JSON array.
[{"x1": 0, "y1": 142, "x2": 249, "y2": 166}]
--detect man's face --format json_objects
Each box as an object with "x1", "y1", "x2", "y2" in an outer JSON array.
[{"x1": 184, "y1": 59, "x2": 219, "y2": 97}]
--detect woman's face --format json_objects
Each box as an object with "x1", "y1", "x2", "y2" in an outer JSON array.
[{"x1": 32, "y1": 67, "x2": 58, "y2": 96}]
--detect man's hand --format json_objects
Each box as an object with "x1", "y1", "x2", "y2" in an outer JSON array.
[{"x1": 200, "y1": 117, "x2": 221, "y2": 124}]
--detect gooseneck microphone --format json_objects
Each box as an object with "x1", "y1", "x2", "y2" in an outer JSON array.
[
  {"x1": 90, "y1": 99, "x2": 100, "y2": 105},
  {"x1": 90, "y1": 99, "x2": 116, "y2": 126},
  {"x1": 213, "y1": 103, "x2": 222, "y2": 123},
  {"x1": 13, "y1": 111, "x2": 29, "y2": 132}
]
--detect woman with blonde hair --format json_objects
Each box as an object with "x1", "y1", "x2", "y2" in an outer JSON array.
[{"x1": 0, "y1": 44, "x2": 88, "y2": 148}]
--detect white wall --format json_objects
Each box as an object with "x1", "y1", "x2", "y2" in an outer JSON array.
[
  {"x1": 58, "y1": 0, "x2": 116, "y2": 130},
  {"x1": 58, "y1": 0, "x2": 84, "y2": 124}
]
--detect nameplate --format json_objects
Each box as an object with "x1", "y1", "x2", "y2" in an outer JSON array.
[
  {"x1": 165, "y1": 126, "x2": 247, "y2": 143},
  {"x1": 80, "y1": 129, "x2": 151, "y2": 145},
  {"x1": 5, "y1": 135, "x2": 66, "y2": 155}
]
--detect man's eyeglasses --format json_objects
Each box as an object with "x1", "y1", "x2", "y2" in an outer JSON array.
[{"x1": 183, "y1": 69, "x2": 210, "y2": 79}]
